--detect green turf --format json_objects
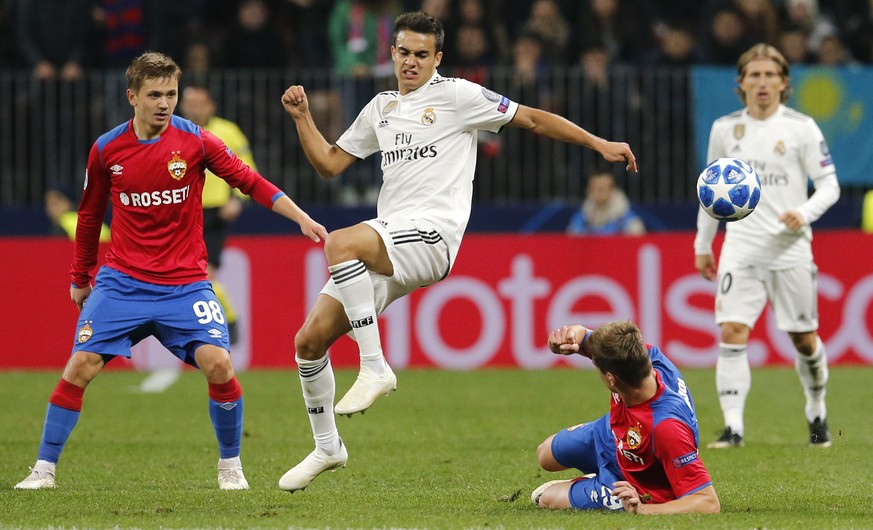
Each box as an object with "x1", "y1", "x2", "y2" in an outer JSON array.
[{"x1": 1, "y1": 367, "x2": 871, "y2": 529}]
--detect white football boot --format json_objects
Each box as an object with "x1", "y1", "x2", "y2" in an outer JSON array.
[
  {"x1": 217, "y1": 457, "x2": 250, "y2": 490},
  {"x1": 278, "y1": 440, "x2": 348, "y2": 492},
  {"x1": 14, "y1": 461, "x2": 56, "y2": 490},
  {"x1": 335, "y1": 364, "x2": 397, "y2": 416}
]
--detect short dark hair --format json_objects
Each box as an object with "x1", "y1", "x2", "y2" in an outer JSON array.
[
  {"x1": 587, "y1": 320, "x2": 652, "y2": 388},
  {"x1": 393, "y1": 11, "x2": 444, "y2": 53},
  {"x1": 126, "y1": 52, "x2": 181, "y2": 92}
]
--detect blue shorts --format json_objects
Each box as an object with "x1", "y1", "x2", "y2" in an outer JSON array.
[
  {"x1": 72, "y1": 266, "x2": 230, "y2": 366},
  {"x1": 550, "y1": 415, "x2": 624, "y2": 511}
]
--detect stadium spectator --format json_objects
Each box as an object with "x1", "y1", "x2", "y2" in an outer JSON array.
[
  {"x1": 44, "y1": 186, "x2": 111, "y2": 242},
  {"x1": 566, "y1": 172, "x2": 645, "y2": 236},
  {"x1": 532, "y1": 320, "x2": 720, "y2": 514},
  {"x1": 89, "y1": 0, "x2": 147, "y2": 68},
  {"x1": 733, "y1": 0, "x2": 781, "y2": 46},
  {"x1": 571, "y1": 0, "x2": 648, "y2": 65},
  {"x1": 694, "y1": 43, "x2": 839, "y2": 449},
  {"x1": 778, "y1": 25, "x2": 815, "y2": 64},
  {"x1": 13, "y1": 51, "x2": 327, "y2": 491},
  {"x1": 15, "y1": 0, "x2": 90, "y2": 80},
  {"x1": 519, "y1": 0, "x2": 572, "y2": 65},
  {"x1": 779, "y1": 0, "x2": 838, "y2": 56},
  {"x1": 815, "y1": 33, "x2": 855, "y2": 64},
  {"x1": 646, "y1": 22, "x2": 705, "y2": 66},
  {"x1": 181, "y1": 83, "x2": 258, "y2": 346},
  {"x1": 702, "y1": 6, "x2": 756, "y2": 65},
  {"x1": 277, "y1": 10, "x2": 637, "y2": 492},
  {"x1": 863, "y1": 189, "x2": 873, "y2": 233},
  {"x1": 221, "y1": 0, "x2": 287, "y2": 68}
]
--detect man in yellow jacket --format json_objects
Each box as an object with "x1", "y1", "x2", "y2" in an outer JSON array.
[{"x1": 181, "y1": 84, "x2": 258, "y2": 344}]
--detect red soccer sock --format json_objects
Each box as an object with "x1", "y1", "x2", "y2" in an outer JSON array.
[
  {"x1": 208, "y1": 377, "x2": 242, "y2": 402},
  {"x1": 49, "y1": 379, "x2": 85, "y2": 412}
]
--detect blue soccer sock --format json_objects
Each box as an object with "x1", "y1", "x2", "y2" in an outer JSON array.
[
  {"x1": 36, "y1": 379, "x2": 86, "y2": 463},
  {"x1": 208, "y1": 378, "x2": 243, "y2": 459},
  {"x1": 37, "y1": 404, "x2": 81, "y2": 463}
]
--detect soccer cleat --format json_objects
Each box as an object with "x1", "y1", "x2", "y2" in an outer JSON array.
[
  {"x1": 335, "y1": 364, "x2": 397, "y2": 417},
  {"x1": 809, "y1": 417, "x2": 832, "y2": 448},
  {"x1": 707, "y1": 427, "x2": 744, "y2": 448},
  {"x1": 14, "y1": 462, "x2": 56, "y2": 490},
  {"x1": 279, "y1": 441, "x2": 348, "y2": 492},
  {"x1": 217, "y1": 459, "x2": 250, "y2": 490}
]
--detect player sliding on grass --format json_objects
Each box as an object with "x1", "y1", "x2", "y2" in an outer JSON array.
[
  {"x1": 278, "y1": 10, "x2": 637, "y2": 492},
  {"x1": 14, "y1": 52, "x2": 327, "y2": 491},
  {"x1": 532, "y1": 321, "x2": 720, "y2": 515}
]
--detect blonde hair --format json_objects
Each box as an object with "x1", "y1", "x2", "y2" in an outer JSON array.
[{"x1": 735, "y1": 43, "x2": 791, "y2": 104}]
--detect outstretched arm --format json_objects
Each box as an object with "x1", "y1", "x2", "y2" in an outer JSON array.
[
  {"x1": 271, "y1": 194, "x2": 328, "y2": 243},
  {"x1": 508, "y1": 105, "x2": 637, "y2": 172},
  {"x1": 282, "y1": 85, "x2": 357, "y2": 178},
  {"x1": 548, "y1": 324, "x2": 592, "y2": 358}
]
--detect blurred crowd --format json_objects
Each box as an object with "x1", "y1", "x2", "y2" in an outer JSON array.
[{"x1": 1, "y1": 0, "x2": 872, "y2": 82}]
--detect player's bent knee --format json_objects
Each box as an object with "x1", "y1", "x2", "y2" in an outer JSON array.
[
  {"x1": 194, "y1": 345, "x2": 234, "y2": 381},
  {"x1": 536, "y1": 436, "x2": 562, "y2": 471}
]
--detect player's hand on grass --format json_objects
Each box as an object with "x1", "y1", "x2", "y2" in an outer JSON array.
[
  {"x1": 548, "y1": 325, "x2": 588, "y2": 355},
  {"x1": 282, "y1": 85, "x2": 309, "y2": 119},
  {"x1": 299, "y1": 215, "x2": 328, "y2": 243},
  {"x1": 612, "y1": 481, "x2": 645, "y2": 514},
  {"x1": 70, "y1": 285, "x2": 92, "y2": 310}
]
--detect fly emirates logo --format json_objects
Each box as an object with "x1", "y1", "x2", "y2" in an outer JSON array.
[
  {"x1": 381, "y1": 133, "x2": 437, "y2": 168},
  {"x1": 119, "y1": 185, "x2": 191, "y2": 208}
]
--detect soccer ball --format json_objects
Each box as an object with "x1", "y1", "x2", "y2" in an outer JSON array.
[{"x1": 697, "y1": 158, "x2": 762, "y2": 222}]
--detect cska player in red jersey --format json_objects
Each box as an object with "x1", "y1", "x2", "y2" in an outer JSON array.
[
  {"x1": 14, "y1": 52, "x2": 328, "y2": 491},
  {"x1": 532, "y1": 321, "x2": 720, "y2": 515}
]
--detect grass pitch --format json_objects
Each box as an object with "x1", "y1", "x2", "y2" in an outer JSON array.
[{"x1": 1, "y1": 367, "x2": 871, "y2": 529}]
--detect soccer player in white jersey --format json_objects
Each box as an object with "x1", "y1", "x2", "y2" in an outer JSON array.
[
  {"x1": 694, "y1": 44, "x2": 840, "y2": 449},
  {"x1": 277, "y1": 11, "x2": 638, "y2": 491}
]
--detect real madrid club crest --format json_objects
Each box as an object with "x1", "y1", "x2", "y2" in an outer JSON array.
[
  {"x1": 733, "y1": 124, "x2": 745, "y2": 140},
  {"x1": 78, "y1": 321, "x2": 94, "y2": 343},
  {"x1": 167, "y1": 151, "x2": 188, "y2": 181},
  {"x1": 774, "y1": 140, "x2": 786, "y2": 156},
  {"x1": 421, "y1": 107, "x2": 436, "y2": 126},
  {"x1": 626, "y1": 423, "x2": 642, "y2": 450}
]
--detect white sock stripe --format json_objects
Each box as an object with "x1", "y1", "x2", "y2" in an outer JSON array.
[
  {"x1": 297, "y1": 356, "x2": 330, "y2": 378},
  {"x1": 329, "y1": 261, "x2": 367, "y2": 285}
]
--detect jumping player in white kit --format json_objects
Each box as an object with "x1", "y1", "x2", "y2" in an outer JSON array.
[{"x1": 278, "y1": 11, "x2": 638, "y2": 491}]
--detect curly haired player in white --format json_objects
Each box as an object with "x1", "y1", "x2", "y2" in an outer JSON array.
[
  {"x1": 278, "y1": 11, "x2": 637, "y2": 491},
  {"x1": 694, "y1": 44, "x2": 840, "y2": 449}
]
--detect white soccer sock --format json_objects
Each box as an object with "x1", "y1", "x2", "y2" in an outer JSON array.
[
  {"x1": 329, "y1": 260, "x2": 386, "y2": 375},
  {"x1": 716, "y1": 343, "x2": 751, "y2": 436},
  {"x1": 296, "y1": 355, "x2": 340, "y2": 455},
  {"x1": 795, "y1": 337, "x2": 828, "y2": 423}
]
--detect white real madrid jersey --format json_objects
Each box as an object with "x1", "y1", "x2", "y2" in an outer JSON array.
[
  {"x1": 336, "y1": 71, "x2": 519, "y2": 266},
  {"x1": 694, "y1": 105, "x2": 840, "y2": 269}
]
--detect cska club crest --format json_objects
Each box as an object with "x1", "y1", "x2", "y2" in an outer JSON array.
[
  {"x1": 77, "y1": 321, "x2": 94, "y2": 343},
  {"x1": 167, "y1": 151, "x2": 188, "y2": 181},
  {"x1": 421, "y1": 107, "x2": 436, "y2": 126},
  {"x1": 626, "y1": 423, "x2": 643, "y2": 450}
]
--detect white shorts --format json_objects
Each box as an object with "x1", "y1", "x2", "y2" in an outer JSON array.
[
  {"x1": 320, "y1": 217, "x2": 451, "y2": 315},
  {"x1": 715, "y1": 254, "x2": 819, "y2": 332}
]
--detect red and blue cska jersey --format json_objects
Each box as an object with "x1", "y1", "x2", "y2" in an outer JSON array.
[
  {"x1": 73, "y1": 115, "x2": 284, "y2": 287},
  {"x1": 608, "y1": 344, "x2": 712, "y2": 503}
]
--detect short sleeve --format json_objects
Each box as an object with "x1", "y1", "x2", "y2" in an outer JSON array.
[
  {"x1": 336, "y1": 97, "x2": 381, "y2": 159},
  {"x1": 652, "y1": 419, "x2": 713, "y2": 498},
  {"x1": 454, "y1": 79, "x2": 518, "y2": 133}
]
